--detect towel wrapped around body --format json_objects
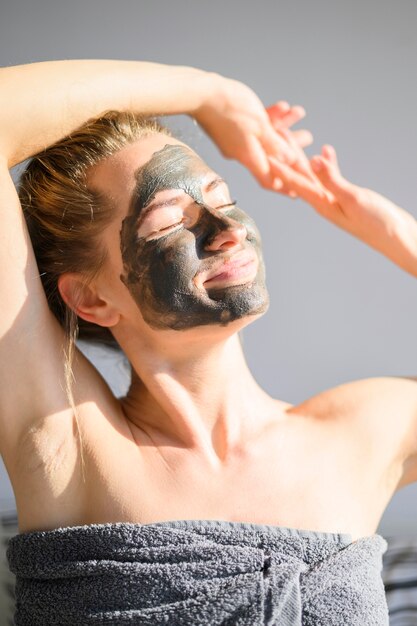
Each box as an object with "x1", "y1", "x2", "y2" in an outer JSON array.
[{"x1": 6, "y1": 519, "x2": 389, "y2": 625}]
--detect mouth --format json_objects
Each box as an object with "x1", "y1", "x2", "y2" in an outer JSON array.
[{"x1": 201, "y1": 251, "x2": 258, "y2": 289}]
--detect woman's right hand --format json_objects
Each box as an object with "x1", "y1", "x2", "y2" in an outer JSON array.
[{"x1": 194, "y1": 74, "x2": 313, "y2": 190}]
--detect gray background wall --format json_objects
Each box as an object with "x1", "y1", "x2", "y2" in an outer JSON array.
[{"x1": 1, "y1": 0, "x2": 417, "y2": 536}]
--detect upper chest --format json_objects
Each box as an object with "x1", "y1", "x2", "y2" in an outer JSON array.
[
  {"x1": 78, "y1": 408, "x2": 395, "y2": 539},
  {"x1": 12, "y1": 391, "x2": 401, "y2": 538}
]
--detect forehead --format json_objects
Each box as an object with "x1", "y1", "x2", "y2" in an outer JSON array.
[{"x1": 87, "y1": 134, "x2": 214, "y2": 218}]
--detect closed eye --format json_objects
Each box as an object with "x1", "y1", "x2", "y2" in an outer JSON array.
[
  {"x1": 217, "y1": 200, "x2": 237, "y2": 210},
  {"x1": 146, "y1": 200, "x2": 238, "y2": 239},
  {"x1": 150, "y1": 218, "x2": 186, "y2": 235}
]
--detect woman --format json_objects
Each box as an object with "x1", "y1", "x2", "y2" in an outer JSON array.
[{"x1": 1, "y1": 60, "x2": 416, "y2": 625}]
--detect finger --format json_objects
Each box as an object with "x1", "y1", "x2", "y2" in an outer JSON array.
[
  {"x1": 292, "y1": 129, "x2": 314, "y2": 148},
  {"x1": 277, "y1": 127, "x2": 312, "y2": 158},
  {"x1": 243, "y1": 136, "x2": 269, "y2": 177},
  {"x1": 271, "y1": 177, "x2": 297, "y2": 197},
  {"x1": 265, "y1": 103, "x2": 289, "y2": 129},
  {"x1": 278, "y1": 106, "x2": 306, "y2": 129},
  {"x1": 321, "y1": 144, "x2": 340, "y2": 170},
  {"x1": 276, "y1": 128, "x2": 317, "y2": 183},
  {"x1": 268, "y1": 105, "x2": 306, "y2": 130},
  {"x1": 267, "y1": 101, "x2": 290, "y2": 116},
  {"x1": 261, "y1": 124, "x2": 297, "y2": 164},
  {"x1": 311, "y1": 155, "x2": 354, "y2": 201},
  {"x1": 269, "y1": 156, "x2": 331, "y2": 209},
  {"x1": 240, "y1": 135, "x2": 276, "y2": 188}
]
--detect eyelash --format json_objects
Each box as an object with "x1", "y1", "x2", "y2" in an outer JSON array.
[{"x1": 148, "y1": 200, "x2": 237, "y2": 237}]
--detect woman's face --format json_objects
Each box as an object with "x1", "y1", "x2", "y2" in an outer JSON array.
[{"x1": 90, "y1": 134, "x2": 269, "y2": 331}]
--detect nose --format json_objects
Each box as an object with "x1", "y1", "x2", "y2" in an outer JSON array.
[{"x1": 202, "y1": 207, "x2": 248, "y2": 252}]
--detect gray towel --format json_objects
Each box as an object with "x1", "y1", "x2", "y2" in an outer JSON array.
[{"x1": 6, "y1": 519, "x2": 389, "y2": 625}]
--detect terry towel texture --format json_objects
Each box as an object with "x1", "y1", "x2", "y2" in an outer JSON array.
[{"x1": 6, "y1": 519, "x2": 389, "y2": 625}]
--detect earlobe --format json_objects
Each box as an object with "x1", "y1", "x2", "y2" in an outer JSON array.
[{"x1": 57, "y1": 273, "x2": 120, "y2": 327}]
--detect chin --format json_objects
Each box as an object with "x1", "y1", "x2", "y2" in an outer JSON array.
[
  {"x1": 208, "y1": 280, "x2": 270, "y2": 325},
  {"x1": 180, "y1": 286, "x2": 270, "y2": 335},
  {"x1": 223, "y1": 307, "x2": 269, "y2": 334},
  {"x1": 159, "y1": 307, "x2": 268, "y2": 344}
]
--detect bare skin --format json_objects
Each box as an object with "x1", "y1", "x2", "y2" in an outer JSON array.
[
  {"x1": 1, "y1": 61, "x2": 417, "y2": 545},
  {"x1": 6, "y1": 136, "x2": 417, "y2": 543}
]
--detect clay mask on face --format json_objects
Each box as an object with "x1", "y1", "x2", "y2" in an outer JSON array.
[{"x1": 120, "y1": 144, "x2": 269, "y2": 330}]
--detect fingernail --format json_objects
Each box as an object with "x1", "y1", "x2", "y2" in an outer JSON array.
[
  {"x1": 273, "y1": 178, "x2": 283, "y2": 190},
  {"x1": 289, "y1": 191, "x2": 298, "y2": 199}
]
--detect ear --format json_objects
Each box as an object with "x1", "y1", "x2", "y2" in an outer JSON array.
[{"x1": 57, "y1": 273, "x2": 120, "y2": 327}]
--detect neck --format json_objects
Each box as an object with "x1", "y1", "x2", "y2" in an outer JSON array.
[{"x1": 119, "y1": 331, "x2": 280, "y2": 466}]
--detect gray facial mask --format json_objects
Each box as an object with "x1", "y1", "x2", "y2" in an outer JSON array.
[{"x1": 120, "y1": 144, "x2": 269, "y2": 330}]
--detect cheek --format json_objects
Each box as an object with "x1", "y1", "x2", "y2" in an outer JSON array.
[
  {"x1": 141, "y1": 231, "x2": 200, "y2": 284},
  {"x1": 120, "y1": 237, "x2": 147, "y2": 286},
  {"x1": 229, "y1": 208, "x2": 262, "y2": 245}
]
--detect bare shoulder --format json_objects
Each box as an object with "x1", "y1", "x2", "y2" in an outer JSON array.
[
  {"x1": 8, "y1": 345, "x2": 132, "y2": 532},
  {"x1": 0, "y1": 161, "x2": 129, "y2": 470},
  {"x1": 287, "y1": 375, "x2": 417, "y2": 490}
]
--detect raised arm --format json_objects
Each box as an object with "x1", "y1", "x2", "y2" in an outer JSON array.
[
  {"x1": 0, "y1": 60, "x2": 309, "y2": 469},
  {"x1": 269, "y1": 140, "x2": 417, "y2": 490},
  {"x1": 269, "y1": 140, "x2": 417, "y2": 278},
  {"x1": 0, "y1": 60, "x2": 307, "y2": 180},
  {"x1": 1, "y1": 61, "x2": 212, "y2": 167}
]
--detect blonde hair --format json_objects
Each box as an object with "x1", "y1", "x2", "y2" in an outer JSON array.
[{"x1": 18, "y1": 112, "x2": 171, "y2": 477}]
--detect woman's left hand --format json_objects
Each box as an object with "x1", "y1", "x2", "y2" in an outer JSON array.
[{"x1": 269, "y1": 143, "x2": 417, "y2": 278}]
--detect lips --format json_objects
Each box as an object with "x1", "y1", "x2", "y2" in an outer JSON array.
[{"x1": 200, "y1": 250, "x2": 258, "y2": 287}]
